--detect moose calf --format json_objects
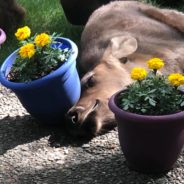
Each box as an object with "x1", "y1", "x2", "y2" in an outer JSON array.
[{"x1": 66, "y1": 1, "x2": 184, "y2": 137}]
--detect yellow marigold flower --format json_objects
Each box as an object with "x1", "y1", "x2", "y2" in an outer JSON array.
[
  {"x1": 131, "y1": 67, "x2": 147, "y2": 81},
  {"x1": 19, "y1": 43, "x2": 36, "y2": 59},
  {"x1": 34, "y1": 33, "x2": 51, "y2": 47},
  {"x1": 15, "y1": 26, "x2": 31, "y2": 41},
  {"x1": 147, "y1": 58, "x2": 164, "y2": 70},
  {"x1": 168, "y1": 73, "x2": 184, "y2": 87}
]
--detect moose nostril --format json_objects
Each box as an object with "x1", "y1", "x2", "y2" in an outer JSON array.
[
  {"x1": 67, "y1": 106, "x2": 85, "y2": 125},
  {"x1": 68, "y1": 111, "x2": 78, "y2": 124},
  {"x1": 72, "y1": 112, "x2": 78, "y2": 124}
]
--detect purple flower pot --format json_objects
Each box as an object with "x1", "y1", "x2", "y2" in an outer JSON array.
[
  {"x1": 109, "y1": 90, "x2": 184, "y2": 174},
  {"x1": 0, "y1": 29, "x2": 6, "y2": 45}
]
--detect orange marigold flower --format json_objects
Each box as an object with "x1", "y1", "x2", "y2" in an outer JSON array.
[
  {"x1": 147, "y1": 58, "x2": 164, "y2": 70},
  {"x1": 131, "y1": 67, "x2": 147, "y2": 81},
  {"x1": 19, "y1": 43, "x2": 36, "y2": 59},
  {"x1": 168, "y1": 73, "x2": 184, "y2": 87},
  {"x1": 15, "y1": 26, "x2": 31, "y2": 41},
  {"x1": 34, "y1": 33, "x2": 51, "y2": 47}
]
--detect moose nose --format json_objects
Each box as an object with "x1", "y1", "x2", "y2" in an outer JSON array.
[
  {"x1": 67, "y1": 111, "x2": 79, "y2": 125},
  {"x1": 66, "y1": 106, "x2": 85, "y2": 126},
  {"x1": 66, "y1": 99, "x2": 100, "y2": 126}
]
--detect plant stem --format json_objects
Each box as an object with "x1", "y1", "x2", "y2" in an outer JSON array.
[{"x1": 153, "y1": 69, "x2": 157, "y2": 75}]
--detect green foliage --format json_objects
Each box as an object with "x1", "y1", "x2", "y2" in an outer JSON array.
[{"x1": 118, "y1": 72, "x2": 184, "y2": 115}]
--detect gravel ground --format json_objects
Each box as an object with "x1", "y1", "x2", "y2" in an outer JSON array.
[{"x1": 0, "y1": 84, "x2": 183, "y2": 184}]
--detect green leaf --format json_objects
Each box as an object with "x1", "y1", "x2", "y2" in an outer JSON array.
[
  {"x1": 141, "y1": 109, "x2": 147, "y2": 113},
  {"x1": 149, "y1": 98, "x2": 156, "y2": 106},
  {"x1": 123, "y1": 105, "x2": 129, "y2": 111},
  {"x1": 180, "y1": 101, "x2": 184, "y2": 107}
]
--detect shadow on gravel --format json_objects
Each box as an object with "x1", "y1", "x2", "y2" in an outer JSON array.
[
  {"x1": 17, "y1": 154, "x2": 173, "y2": 184},
  {"x1": 0, "y1": 115, "x2": 91, "y2": 155}
]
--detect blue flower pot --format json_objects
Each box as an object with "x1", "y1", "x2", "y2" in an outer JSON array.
[{"x1": 0, "y1": 37, "x2": 81, "y2": 124}]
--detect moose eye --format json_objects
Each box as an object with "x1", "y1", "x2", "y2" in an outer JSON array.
[
  {"x1": 87, "y1": 75, "x2": 95, "y2": 87},
  {"x1": 81, "y1": 73, "x2": 96, "y2": 90},
  {"x1": 120, "y1": 57, "x2": 128, "y2": 64}
]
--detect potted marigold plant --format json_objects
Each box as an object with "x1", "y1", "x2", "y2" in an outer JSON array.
[
  {"x1": 108, "y1": 58, "x2": 184, "y2": 173},
  {"x1": 0, "y1": 26, "x2": 81, "y2": 124}
]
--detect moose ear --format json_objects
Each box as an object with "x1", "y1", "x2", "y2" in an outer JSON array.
[{"x1": 109, "y1": 35, "x2": 138, "y2": 59}]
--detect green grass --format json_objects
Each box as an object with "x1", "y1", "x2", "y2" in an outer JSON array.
[{"x1": 0, "y1": 0, "x2": 83, "y2": 65}]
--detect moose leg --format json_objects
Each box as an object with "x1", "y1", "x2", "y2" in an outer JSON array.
[
  {"x1": 60, "y1": 0, "x2": 117, "y2": 25},
  {"x1": 140, "y1": 5, "x2": 184, "y2": 33}
]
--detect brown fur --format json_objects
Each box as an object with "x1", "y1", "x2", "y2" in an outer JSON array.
[
  {"x1": 66, "y1": 1, "x2": 184, "y2": 137},
  {"x1": 0, "y1": 0, "x2": 25, "y2": 31}
]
